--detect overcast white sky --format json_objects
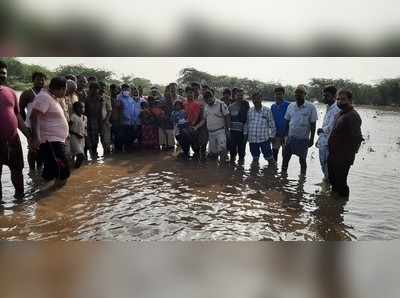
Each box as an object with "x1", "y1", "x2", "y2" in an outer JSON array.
[{"x1": 19, "y1": 57, "x2": 400, "y2": 86}]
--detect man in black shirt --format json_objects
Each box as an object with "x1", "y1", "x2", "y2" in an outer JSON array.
[{"x1": 328, "y1": 89, "x2": 363, "y2": 199}]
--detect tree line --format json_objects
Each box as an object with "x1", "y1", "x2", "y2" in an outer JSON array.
[{"x1": 2, "y1": 58, "x2": 400, "y2": 106}]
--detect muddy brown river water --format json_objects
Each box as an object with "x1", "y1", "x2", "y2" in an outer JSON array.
[{"x1": 0, "y1": 103, "x2": 399, "y2": 241}]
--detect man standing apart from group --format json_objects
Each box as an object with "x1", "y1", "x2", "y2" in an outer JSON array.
[
  {"x1": 244, "y1": 92, "x2": 276, "y2": 164},
  {"x1": 282, "y1": 85, "x2": 318, "y2": 174},
  {"x1": 328, "y1": 89, "x2": 363, "y2": 198},
  {"x1": 19, "y1": 71, "x2": 47, "y2": 171},
  {"x1": 316, "y1": 85, "x2": 341, "y2": 182},
  {"x1": 271, "y1": 86, "x2": 290, "y2": 163},
  {"x1": 0, "y1": 61, "x2": 30, "y2": 200}
]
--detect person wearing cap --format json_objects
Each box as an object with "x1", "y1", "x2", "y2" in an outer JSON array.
[
  {"x1": 228, "y1": 88, "x2": 250, "y2": 163},
  {"x1": 201, "y1": 90, "x2": 230, "y2": 162},
  {"x1": 282, "y1": 85, "x2": 318, "y2": 175}
]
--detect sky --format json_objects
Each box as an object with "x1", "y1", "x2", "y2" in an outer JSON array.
[{"x1": 19, "y1": 57, "x2": 400, "y2": 86}]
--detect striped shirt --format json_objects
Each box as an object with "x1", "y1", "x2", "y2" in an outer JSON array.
[{"x1": 244, "y1": 106, "x2": 276, "y2": 143}]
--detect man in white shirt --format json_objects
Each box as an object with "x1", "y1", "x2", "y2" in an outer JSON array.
[
  {"x1": 202, "y1": 90, "x2": 230, "y2": 162},
  {"x1": 316, "y1": 85, "x2": 341, "y2": 182},
  {"x1": 282, "y1": 85, "x2": 318, "y2": 175}
]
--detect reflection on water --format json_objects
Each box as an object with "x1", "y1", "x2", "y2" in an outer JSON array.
[{"x1": 0, "y1": 104, "x2": 399, "y2": 241}]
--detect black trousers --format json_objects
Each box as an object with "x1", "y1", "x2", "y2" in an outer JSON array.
[
  {"x1": 328, "y1": 156, "x2": 352, "y2": 198},
  {"x1": 229, "y1": 131, "x2": 246, "y2": 160},
  {"x1": 176, "y1": 134, "x2": 191, "y2": 156},
  {"x1": 40, "y1": 142, "x2": 70, "y2": 181}
]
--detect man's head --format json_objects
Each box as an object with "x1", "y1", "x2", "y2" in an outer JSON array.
[
  {"x1": 88, "y1": 82, "x2": 100, "y2": 97},
  {"x1": 65, "y1": 74, "x2": 77, "y2": 82},
  {"x1": 77, "y1": 75, "x2": 88, "y2": 90},
  {"x1": 32, "y1": 72, "x2": 47, "y2": 90},
  {"x1": 191, "y1": 82, "x2": 201, "y2": 98},
  {"x1": 150, "y1": 86, "x2": 160, "y2": 98},
  {"x1": 99, "y1": 81, "x2": 107, "y2": 95},
  {"x1": 203, "y1": 90, "x2": 215, "y2": 106},
  {"x1": 201, "y1": 84, "x2": 210, "y2": 96},
  {"x1": 87, "y1": 76, "x2": 97, "y2": 84},
  {"x1": 174, "y1": 100, "x2": 184, "y2": 111},
  {"x1": 0, "y1": 60, "x2": 8, "y2": 85},
  {"x1": 323, "y1": 85, "x2": 337, "y2": 105},
  {"x1": 178, "y1": 87, "x2": 184, "y2": 96},
  {"x1": 66, "y1": 79, "x2": 77, "y2": 95},
  {"x1": 49, "y1": 77, "x2": 67, "y2": 98},
  {"x1": 223, "y1": 88, "x2": 232, "y2": 100},
  {"x1": 73, "y1": 101, "x2": 85, "y2": 115},
  {"x1": 252, "y1": 92, "x2": 262, "y2": 107},
  {"x1": 110, "y1": 84, "x2": 120, "y2": 96},
  {"x1": 169, "y1": 83, "x2": 178, "y2": 97},
  {"x1": 185, "y1": 86, "x2": 194, "y2": 100},
  {"x1": 138, "y1": 86, "x2": 144, "y2": 97},
  {"x1": 121, "y1": 84, "x2": 130, "y2": 97},
  {"x1": 131, "y1": 86, "x2": 139, "y2": 97},
  {"x1": 274, "y1": 86, "x2": 285, "y2": 102},
  {"x1": 337, "y1": 89, "x2": 353, "y2": 110},
  {"x1": 295, "y1": 85, "x2": 307, "y2": 104},
  {"x1": 237, "y1": 89, "x2": 244, "y2": 101}
]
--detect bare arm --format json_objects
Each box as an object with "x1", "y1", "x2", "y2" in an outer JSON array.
[{"x1": 30, "y1": 109, "x2": 42, "y2": 149}]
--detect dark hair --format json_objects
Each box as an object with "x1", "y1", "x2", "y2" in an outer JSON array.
[
  {"x1": 338, "y1": 89, "x2": 353, "y2": 100},
  {"x1": 32, "y1": 71, "x2": 47, "y2": 81},
  {"x1": 252, "y1": 91, "x2": 262, "y2": 99},
  {"x1": 185, "y1": 86, "x2": 193, "y2": 93},
  {"x1": 65, "y1": 74, "x2": 77, "y2": 82},
  {"x1": 223, "y1": 88, "x2": 231, "y2": 95},
  {"x1": 203, "y1": 90, "x2": 213, "y2": 99},
  {"x1": 0, "y1": 60, "x2": 7, "y2": 69},
  {"x1": 191, "y1": 82, "x2": 200, "y2": 88},
  {"x1": 87, "y1": 76, "x2": 97, "y2": 82},
  {"x1": 323, "y1": 85, "x2": 337, "y2": 96},
  {"x1": 49, "y1": 76, "x2": 67, "y2": 90},
  {"x1": 274, "y1": 86, "x2": 285, "y2": 94},
  {"x1": 73, "y1": 101, "x2": 84, "y2": 112},
  {"x1": 89, "y1": 82, "x2": 100, "y2": 90},
  {"x1": 121, "y1": 83, "x2": 130, "y2": 89}
]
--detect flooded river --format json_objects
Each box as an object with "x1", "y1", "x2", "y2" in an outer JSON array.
[{"x1": 0, "y1": 103, "x2": 399, "y2": 241}]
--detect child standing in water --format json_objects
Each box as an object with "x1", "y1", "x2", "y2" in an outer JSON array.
[
  {"x1": 171, "y1": 100, "x2": 191, "y2": 159},
  {"x1": 69, "y1": 102, "x2": 87, "y2": 168}
]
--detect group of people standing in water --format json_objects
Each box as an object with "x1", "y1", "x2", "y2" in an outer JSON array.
[{"x1": 0, "y1": 60, "x2": 363, "y2": 202}]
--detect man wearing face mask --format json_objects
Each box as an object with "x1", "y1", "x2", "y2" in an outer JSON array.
[
  {"x1": 114, "y1": 84, "x2": 141, "y2": 152},
  {"x1": 316, "y1": 85, "x2": 341, "y2": 182},
  {"x1": 328, "y1": 89, "x2": 363, "y2": 199}
]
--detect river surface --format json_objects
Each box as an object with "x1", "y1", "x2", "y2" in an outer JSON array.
[{"x1": 0, "y1": 103, "x2": 399, "y2": 241}]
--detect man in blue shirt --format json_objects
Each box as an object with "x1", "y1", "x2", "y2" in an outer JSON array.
[
  {"x1": 271, "y1": 86, "x2": 290, "y2": 162},
  {"x1": 115, "y1": 84, "x2": 142, "y2": 152}
]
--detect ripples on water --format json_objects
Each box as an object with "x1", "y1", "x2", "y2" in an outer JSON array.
[{"x1": 0, "y1": 104, "x2": 399, "y2": 241}]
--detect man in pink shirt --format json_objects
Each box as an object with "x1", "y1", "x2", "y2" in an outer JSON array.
[
  {"x1": 0, "y1": 61, "x2": 30, "y2": 201},
  {"x1": 30, "y1": 77, "x2": 70, "y2": 184}
]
